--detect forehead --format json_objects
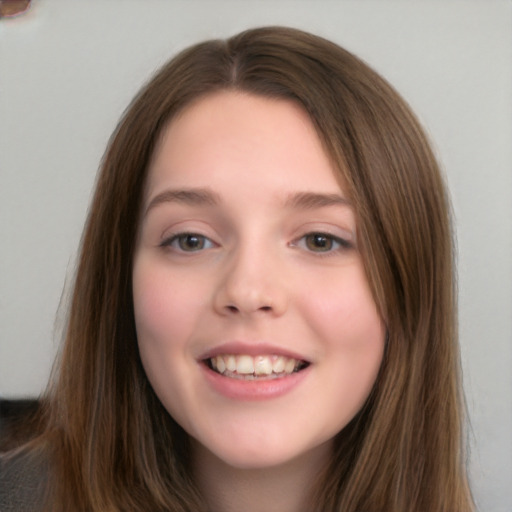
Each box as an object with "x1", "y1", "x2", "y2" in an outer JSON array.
[{"x1": 145, "y1": 91, "x2": 346, "y2": 201}]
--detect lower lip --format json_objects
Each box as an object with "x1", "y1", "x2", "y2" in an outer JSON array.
[{"x1": 201, "y1": 364, "x2": 310, "y2": 401}]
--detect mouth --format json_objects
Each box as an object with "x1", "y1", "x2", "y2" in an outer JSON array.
[{"x1": 205, "y1": 354, "x2": 310, "y2": 380}]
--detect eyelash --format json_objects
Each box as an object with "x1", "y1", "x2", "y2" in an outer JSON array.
[{"x1": 160, "y1": 231, "x2": 352, "y2": 255}]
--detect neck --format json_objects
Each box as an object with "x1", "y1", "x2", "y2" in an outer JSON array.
[{"x1": 191, "y1": 442, "x2": 330, "y2": 512}]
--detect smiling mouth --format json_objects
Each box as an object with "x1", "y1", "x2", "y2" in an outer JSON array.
[{"x1": 206, "y1": 354, "x2": 310, "y2": 380}]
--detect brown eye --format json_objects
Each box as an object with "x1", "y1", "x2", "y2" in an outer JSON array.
[
  {"x1": 178, "y1": 234, "x2": 205, "y2": 251},
  {"x1": 162, "y1": 233, "x2": 214, "y2": 252},
  {"x1": 296, "y1": 232, "x2": 352, "y2": 253},
  {"x1": 305, "y1": 233, "x2": 334, "y2": 252}
]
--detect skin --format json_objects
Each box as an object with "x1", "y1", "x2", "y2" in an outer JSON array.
[{"x1": 132, "y1": 91, "x2": 385, "y2": 511}]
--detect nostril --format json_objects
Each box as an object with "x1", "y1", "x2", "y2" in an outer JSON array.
[
  {"x1": 260, "y1": 306, "x2": 272, "y2": 312},
  {"x1": 226, "y1": 305, "x2": 239, "y2": 313}
]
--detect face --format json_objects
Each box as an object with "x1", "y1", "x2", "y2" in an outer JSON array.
[{"x1": 133, "y1": 91, "x2": 385, "y2": 470}]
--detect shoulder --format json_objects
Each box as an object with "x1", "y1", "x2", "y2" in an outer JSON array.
[
  {"x1": 1, "y1": 399, "x2": 48, "y2": 511},
  {"x1": 1, "y1": 450, "x2": 48, "y2": 512}
]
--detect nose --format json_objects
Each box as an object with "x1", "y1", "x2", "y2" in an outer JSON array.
[{"x1": 213, "y1": 243, "x2": 288, "y2": 317}]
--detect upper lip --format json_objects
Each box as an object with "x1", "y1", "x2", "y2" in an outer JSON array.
[{"x1": 198, "y1": 341, "x2": 310, "y2": 362}]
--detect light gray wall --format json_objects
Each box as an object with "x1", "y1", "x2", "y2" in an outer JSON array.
[{"x1": 1, "y1": 1, "x2": 511, "y2": 510}]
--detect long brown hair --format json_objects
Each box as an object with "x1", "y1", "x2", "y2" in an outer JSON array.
[{"x1": 11, "y1": 27, "x2": 474, "y2": 511}]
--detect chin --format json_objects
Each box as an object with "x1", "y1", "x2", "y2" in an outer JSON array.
[
  {"x1": 193, "y1": 434, "x2": 331, "y2": 472},
  {"x1": 218, "y1": 450, "x2": 295, "y2": 470}
]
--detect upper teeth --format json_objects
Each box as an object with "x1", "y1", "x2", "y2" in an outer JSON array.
[{"x1": 209, "y1": 354, "x2": 303, "y2": 377}]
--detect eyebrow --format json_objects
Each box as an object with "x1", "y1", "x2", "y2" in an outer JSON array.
[
  {"x1": 144, "y1": 188, "x2": 220, "y2": 216},
  {"x1": 144, "y1": 188, "x2": 350, "y2": 217},
  {"x1": 284, "y1": 191, "x2": 351, "y2": 209}
]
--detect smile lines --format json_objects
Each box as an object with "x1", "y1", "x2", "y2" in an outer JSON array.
[{"x1": 207, "y1": 354, "x2": 309, "y2": 380}]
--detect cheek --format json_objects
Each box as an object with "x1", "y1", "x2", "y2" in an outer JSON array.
[
  {"x1": 132, "y1": 260, "x2": 205, "y2": 424},
  {"x1": 305, "y1": 263, "x2": 383, "y2": 340},
  {"x1": 132, "y1": 264, "x2": 182, "y2": 389},
  {"x1": 132, "y1": 261, "x2": 205, "y2": 347},
  {"x1": 302, "y1": 264, "x2": 385, "y2": 394},
  {"x1": 313, "y1": 277, "x2": 384, "y2": 429}
]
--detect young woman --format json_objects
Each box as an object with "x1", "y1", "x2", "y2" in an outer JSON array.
[{"x1": 0, "y1": 26, "x2": 474, "y2": 511}]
